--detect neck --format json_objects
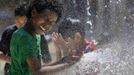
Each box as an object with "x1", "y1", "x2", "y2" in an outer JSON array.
[{"x1": 24, "y1": 20, "x2": 36, "y2": 37}]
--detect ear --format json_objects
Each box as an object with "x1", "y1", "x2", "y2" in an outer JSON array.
[
  {"x1": 31, "y1": 8, "x2": 38, "y2": 17},
  {"x1": 74, "y1": 32, "x2": 82, "y2": 43}
]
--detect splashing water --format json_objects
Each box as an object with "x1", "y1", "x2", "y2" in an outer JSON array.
[
  {"x1": 45, "y1": 0, "x2": 134, "y2": 75},
  {"x1": 0, "y1": 0, "x2": 134, "y2": 75},
  {"x1": 46, "y1": 37, "x2": 134, "y2": 75}
]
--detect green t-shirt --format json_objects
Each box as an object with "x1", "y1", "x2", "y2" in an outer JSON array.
[{"x1": 9, "y1": 28, "x2": 41, "y2": 75}]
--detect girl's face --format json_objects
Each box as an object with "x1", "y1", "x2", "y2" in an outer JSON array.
[
  {"x1": 32, "y1": 9, "x2": 58, "y2": 35},
  {"x1": 66, "y1": 32, "x2": 84, "y2": 50}
]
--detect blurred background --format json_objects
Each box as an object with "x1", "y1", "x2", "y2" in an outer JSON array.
[{"x1": 0, "y1": 0, "x2": 29, "y2": 36}]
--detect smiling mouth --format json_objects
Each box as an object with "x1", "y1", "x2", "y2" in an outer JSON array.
[{"x1": 40, "y1": 25, "x2": 46, "y2": 31}]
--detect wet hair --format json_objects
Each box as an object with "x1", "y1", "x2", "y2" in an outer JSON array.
[
  {"x1": 15, "y1": 3, "x2": 27, "y2": 16},
  {"x1": 26, "y1": 0, "x2": 63, "y2": 22},
  {"x1": 58, "y1": 19, "x2": 85, "y2": 39}
]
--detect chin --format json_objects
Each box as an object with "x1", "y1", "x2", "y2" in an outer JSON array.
[
  {"x1": 37, "y1": 32, "x2": 44, "y2": 35},
  {"x1": 38, "y1": 31, "x2": 44, "y2": 35},
  {"x1": 40, "y1": 32, "x2": 44, "y2": 35},
  {"x1": 35, "y1": 30, "x2": 45, "y2": 35}
]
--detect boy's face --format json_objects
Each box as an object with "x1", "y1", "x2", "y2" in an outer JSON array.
[
  {"x1": 15, "y1": 16, "x2": 27, "y2": 28},
  {"x1": 32, "y1": 9, "x2": 58, "y2": 35}
]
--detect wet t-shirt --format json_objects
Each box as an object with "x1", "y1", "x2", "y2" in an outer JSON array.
[{"x1": 9, "y1": 28, "x2": 41, "y2": 75}]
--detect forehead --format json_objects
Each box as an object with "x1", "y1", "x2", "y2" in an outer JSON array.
[
  {"x1": 15, "y1": 16, "x2": 26, "y2": 19},
  {"x1": 41, "y1": 9, "x2": 58, "y2": 21}
]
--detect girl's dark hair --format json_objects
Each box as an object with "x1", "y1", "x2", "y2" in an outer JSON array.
[
  {"x1": 15, "y1": 3, "x2": 27, "y2": 16},
  {"x1": 58, "y1": 20, "x2": 85, "y2": 39},
  {"x1": 26, "y1": 0, "x2": 63, "y2": 22}
]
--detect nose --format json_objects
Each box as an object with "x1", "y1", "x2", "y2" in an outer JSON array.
[{"x1": 47, "y1": 21, "x2": 55, "y2": 26}]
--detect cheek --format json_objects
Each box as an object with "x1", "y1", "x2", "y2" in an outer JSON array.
[
  {"x1": 37, "y1": 19, "x2": 45, "y2": 24},
  {"x1": 18, "y1": 17, "x2": 25, "y2": 22},
  {"x1": 19, "y1": 19, "x2": 25, "y2": 24},
  {"x1": 48, "y1": 26, "x2": 53, "y2": 31}
]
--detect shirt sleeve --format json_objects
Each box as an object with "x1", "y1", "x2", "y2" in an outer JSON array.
[
  {"x1": 0, "y1": 29, "x2": 9, "y2": 54},
  {"x1": 84, "y1": 40, "x2": 97, "y2": 53}
]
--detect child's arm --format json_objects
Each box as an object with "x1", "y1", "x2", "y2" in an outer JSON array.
[
  {"x1": 41, "y1": 63, "x2": 68, "y2": 73},
  {"x1": 27, "y1": 57, "x2": 69, "y2": 75},
  {"x1": 0, "y1": 54, "x2": 11, "y2": 64}
]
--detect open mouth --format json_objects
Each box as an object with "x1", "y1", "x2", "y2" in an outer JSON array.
[{"x1": 40, "y1": 25, "x2": 51, "y2": 32}]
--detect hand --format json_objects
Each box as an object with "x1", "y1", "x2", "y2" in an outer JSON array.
[
  {"x1": 52, "y1": 32, "x2": 66, "y2": 45},
  {"x1": 61, "y1": 51, "x2": 82, "y2": 64},
  {"x1": 65, "y1": 55, "x2": 81, "y2": 66},
  {"x1": 0, "y1": 54, "x2": 11, "y2": 64},
  {"x1": 6, "y1": 56, "x2": 11, "y2": 64},
  {"x1": 52, "y1": 32, "x2": 69, "y2": 56}
]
